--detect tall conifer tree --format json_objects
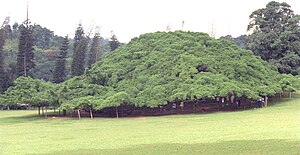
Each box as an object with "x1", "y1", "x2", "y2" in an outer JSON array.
[
  {"x1": 0, "y1": 18, "x2": 12, "y2": 93},
  {"x1": 71, "y1": 24, "x2": 87, "y2": 76},
  {"x1": 88, "y1": 32, "x2": 101, "y2": 68},
  {"x1": 53, "y1": 36, "x2": 69, "y2": 83},
  {"x1": 16, "y1": 3, "x2": 34, "y2": 77},
  {"x1": 0, "y1": 29, "x2": 5, "y2": 93},
  {"x1": 16, "y1": 24, "x2": 35, "y2": 77},
  {"x1": 109, "y1": 31, "x2": 120, "y2": 51}
]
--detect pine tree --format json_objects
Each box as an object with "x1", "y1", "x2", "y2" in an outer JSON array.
[
  {"x1": 0, "y1": 29, "x2": 5, "y2": 93},
  {"x1": 0, "y1": 22, "x2": 12, "y2": 93},
  {"x1": 71, "y1": 24, "x2": 87, "y2": 76},
  {"x1": 53, "y1": 36, "x2": 69, "y2": 83},
  {"x1": 16, "y1": 24, "x2": 35, "y2": 77},
  {"x1": 88, "y1": 32, "x2": 101, "y2": 68},
  {"x1": 109, "y1": 32, "x2": 120, "y2": 51}
]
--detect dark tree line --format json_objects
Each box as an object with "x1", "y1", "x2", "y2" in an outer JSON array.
[
  {"x1": 70, "y1": 24, "x2": 120, "y2": 77},
  {"x1": 247, "y1": 1, "x2": 300, "y2": 75},
  {"x1": 219, "y1": 35, "x2": 248, "y2": 50},
  {"x1": 0, "y1": 26, "x2": 9, "y2": 93},
  {"x1": 0, "y1": 18, "x2": 115, "y2": 92},
  {"x1": 221, "y1": 1, "x2": 300, "y2": 75},
  {"x1": 1, "y1": 21, "x2": 67, "y2": 82}
]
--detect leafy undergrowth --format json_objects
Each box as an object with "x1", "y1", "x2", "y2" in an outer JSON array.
[{"x1": 0, "y1": 93, "x2": 299, "y2": 155}]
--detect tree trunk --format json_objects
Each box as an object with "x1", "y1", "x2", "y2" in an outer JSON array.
[
  {"x1": 7, "y1": 106, "x2": 10, "y2": 110},
  {"x1": 121, "y1": 104, "x2": 124, "y2": 117},
  {"x1": 54, "y1": 106, "x2": 56, "y2": 112},
  {"x1": 116, "y1": 107, "x2": 119, "y2": 118},
  {"x1": 89, "y1": 108, "x2": 93, "y2": 119},
  {"x1": 221, "y1": 98, "x2": 225, "y2": 108},
  {"x1": 180, "y1": 102, "x2": 184, "y2": 112},
  {"x1": 63, "y1": 109, "x2": 66, "y2": 116},
  {"x1": 264, "y1": 96, "x2": 268, "y2": 107},
  {"x1": 42, "y1": 107, "x2": 44, "y2": 116},
  {"x1": 77, "y1": 109, "x2": 81, "y2": 119},
  {"x1": 279, "y1": 92, "x2": 282, "y2": 98},
  {"x1": 38, "y1": 106, "x2": 40, "y2": 116},
  {"x1": 194, "y1": 100, "x2": 198, "y2": 112},
  {"x1": 58, "y1": 110, "x2": 60, "y2": 116},
  {"x1": 45, "y1": 106, "x2": 47, "y2": 118},
  {"x1": 289, "y1": 91, "x2": 292, "y2": 98},
  {"x1": 230, "y1": 95, "x2": 235, "y2": 103}
]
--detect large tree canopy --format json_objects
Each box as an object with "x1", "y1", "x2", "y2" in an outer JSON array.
[
  {"x1": 0, "y1": 77, "x2": 56, "y2": 108},
  {"x1": 2, "y1": 31, "x2": 299, "y2": 113},
  {"x1": 247, "y1": 1, "x2": 300, "y2": 75},
  {"x1": 59, "y1": 31, "x2": 290, "y2": 110}
]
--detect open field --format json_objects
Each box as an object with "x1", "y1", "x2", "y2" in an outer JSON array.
[{"x1": 0, "y1": 93, "x2": 299, "y2": 155}]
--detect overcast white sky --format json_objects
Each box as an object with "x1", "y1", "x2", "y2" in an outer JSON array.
[{"x1": 0, "y1": 0, "x2": 299, "y2": 42}]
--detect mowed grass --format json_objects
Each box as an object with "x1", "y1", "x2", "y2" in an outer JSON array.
[{"x1": 0, "y1": 93, "x2": 299, "y2": 155}]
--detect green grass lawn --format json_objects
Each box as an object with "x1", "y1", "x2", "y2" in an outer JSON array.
[{"x1": 1, "y1": 93, "x2": 300, "y2": 155}]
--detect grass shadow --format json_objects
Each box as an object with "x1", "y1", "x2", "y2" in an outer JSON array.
[
  {"x1": 39, "y1": 139, "x2": 300, "y2": 155},
  {"x1": 0, "y1": 113, "x2": 45, "y2": 125}
]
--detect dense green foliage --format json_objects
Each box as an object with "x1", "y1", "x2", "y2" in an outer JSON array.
[
  {"x1": 0, "y1": 77, "x2": 56, "y2": 108},
  {"x1": 59, "y1": 31, "x2": 298, "y2": 111},
  {"x1": 71, "y1": 24, "x2": 88, "y2": 76},
  {"x1": 1, "y1": 93, "x2": 299, "y2": 154},
  {"x1": 248, "y1": 1, "x2": 300, "y2": 75},
  {"x1": 1, "y1": 21, "x2": 110, "y2": 83},
  {"x1": 220, "y1": 35, "x2": 248, "y2": 49},
  {"x1": 16, "y1": 24, "x2": 35, "y2": 77},
  {"x1": 53, "y1": 36, "x2": 69, "y2": 83},
  {"x1": 2, "y1": 22, "x2": 67, "y2": 81},
  {"x1": 1, "y1": 31, "x2": 299, "y2": 112},
  {"x1": 32, "y1": 24, "x2": 54, "y2": 49}
]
